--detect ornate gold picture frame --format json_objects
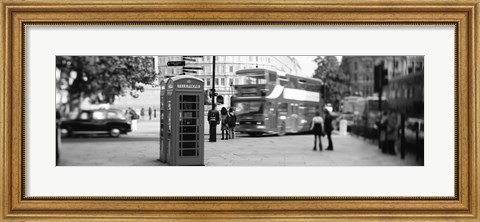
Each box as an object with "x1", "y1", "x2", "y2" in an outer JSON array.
[{"x1": 1, "y1": 0, "x2": 478, "y2": 221}]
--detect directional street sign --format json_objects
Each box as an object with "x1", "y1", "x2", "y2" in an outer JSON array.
[
  {"x1": 183, "y1": 66, "x2": 204, "y2": 70},
  {"x1": 182, "y1": 57, "x2": 196, "y2": 62},
  {"x1": 167, "y1": 61, "x2": 186, "y2": 66}
]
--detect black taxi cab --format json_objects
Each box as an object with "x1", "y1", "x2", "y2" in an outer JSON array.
[{"x1": 60, "y1": 108, "x2": 131, "y2": 137}]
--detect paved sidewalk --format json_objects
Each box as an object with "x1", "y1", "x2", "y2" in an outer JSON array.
[
  {"x1": 58, "y1": 118, "x2": 422, "y2": 166},
  {"x1": 204, "y1": 133, "x2": 422, "y2": 166}
]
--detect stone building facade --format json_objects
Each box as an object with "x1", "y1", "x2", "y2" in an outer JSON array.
[
  {"x1": 340, "y1": 56, "x2": 424, "y2": 117},
  {"x1": 157, "y1": 56, "x2": 302, "y2": 106}
]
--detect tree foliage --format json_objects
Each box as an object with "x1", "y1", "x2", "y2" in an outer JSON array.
[
  {"x1": 313, "y1": 56, "x2": 350, "y2": 106},
  {"x1": 56, "y1": 56, "x2": 157, "y2": 104}
]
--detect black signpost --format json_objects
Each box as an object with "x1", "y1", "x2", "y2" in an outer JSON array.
[{"x1": 374, "y1": 61, "x2": 389, "y2": 149}]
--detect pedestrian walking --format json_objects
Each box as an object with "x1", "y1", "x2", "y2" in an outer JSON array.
[
  {"x1": 324, "y1": 108, "x2": 334, "y2": 151},
  {"x1": 140, "y1": 107, "x2": 145, "y2": 120},
  {"x1": 386, "y1": 111, "x2": 399, "y2": 155},
  {"x1": 148, "y1": 107, "x2": 152, "y2": 120},
  {"x1": 124, "y1": 108, "x2": 132, "y2": 121},
  {"x1": 228, "y1": 107, "x2": 237, "y2": 139},
  {"x1": 220, "y1": 106, "x2": 229, "y2": 140},
  {"x1": 208, "y1": 104, "x2": 220, "y2": 142},
  {"x1": 154, "y1": 108, "x2": 157, "y2": 118},
  {"x1": 310, "y1": 111, "x2": 324, "y2": 151},
  {"x1": 379, "y1": 111, "x2": 389, "y2": 153}
]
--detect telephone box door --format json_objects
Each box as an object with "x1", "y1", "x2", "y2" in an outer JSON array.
[{"x1": 176, "y1": 93, "x2": 204, "y2": 165}]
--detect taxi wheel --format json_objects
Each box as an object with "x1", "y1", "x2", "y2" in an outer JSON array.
[{"x1": 109, "y1": 127, "x2": 122, "y2": 137}]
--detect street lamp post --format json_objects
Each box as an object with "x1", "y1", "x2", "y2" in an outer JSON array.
[
  {"x1": 207, "y1": 56, "x2": 218, "y2": 142},
  {"x1": 211, "y1": 56, "x2": 216, "y2": 109}
]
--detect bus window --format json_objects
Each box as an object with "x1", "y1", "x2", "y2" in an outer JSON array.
[
  {"x1": 290, "y1": 78, "x2": 298, "y2": 88},
  {"x1": 278, "y1": 103, "x2": 288, "y2": 113},
  {"x1": 299, "y1": 105, "x2": 307, "y2": 116},
  {"x1": 268, "y1": 72, "x2": 277, "y2": 83},
  {"x1": 266, "y1": 101, "x2": 274, "y2": 112},
  {"x1": 235, "y1": 102, "x2": 264, "y2": 115}
]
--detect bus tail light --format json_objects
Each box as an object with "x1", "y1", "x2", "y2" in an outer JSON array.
[{"x1": 256, "y1": 121, "x2": 264, "y2": 125}]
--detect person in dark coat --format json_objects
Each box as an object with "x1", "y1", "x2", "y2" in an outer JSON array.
[
  {"x1": 208, "y1": 104, "x2": 220, "y2": 142},
  {"x1": 324, "y1": 108, "x2": 334, "y2": 151},
  {"x1": 228, "y1": 107, "x2": 237, "y2": 139},
  {"x1": 220, "y1": 107, "x2": 229, "y2": 140},
  {"x1": 148, "y1": 107, "x2": 152, "y2": 120},
  {"x1": 310, "y1": 111, "x2": 324, "y2": 151}
]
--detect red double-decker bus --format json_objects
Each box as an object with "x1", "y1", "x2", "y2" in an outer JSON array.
[{"x1": 231, "y1": 68, "x2": 324, "y2": 136}]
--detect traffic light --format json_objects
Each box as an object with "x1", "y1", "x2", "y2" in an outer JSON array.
[
  {"x1": 208, "y1": 89, "x2": 218, "y2": 98},
  {"x1": 320, "y1": 85, "x2": 329, "y2": 100},
  {"x1": 374, "y1": 62, "x2": 388, "y2": 93}
]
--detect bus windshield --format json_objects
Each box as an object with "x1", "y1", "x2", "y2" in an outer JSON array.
[{"x1": 235, "y1": 102, "x2": 264, "y2": 115}]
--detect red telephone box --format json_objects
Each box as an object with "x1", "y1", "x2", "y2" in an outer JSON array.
[{"x1": 161, "y1": 76, "x2": 205, "y2": 166}]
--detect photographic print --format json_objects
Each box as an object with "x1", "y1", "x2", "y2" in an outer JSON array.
[{"x1": 56, "y1": 55, "x2": 424, "y2": 166}]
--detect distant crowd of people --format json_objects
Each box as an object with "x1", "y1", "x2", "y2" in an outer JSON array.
[
  {"x1": 207, "y1": 104, "x2": 237, "y2": 142},
  {"x1": 377, "y1": 110, "x2": 403, "y2": 155},
  {"x1": 124, "y1": 107, "x2": 157, "y2": 121}
]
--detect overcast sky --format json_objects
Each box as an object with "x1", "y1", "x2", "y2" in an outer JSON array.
[{"x1": 293, "y1": 56, "x2": 342, "y2": 77}]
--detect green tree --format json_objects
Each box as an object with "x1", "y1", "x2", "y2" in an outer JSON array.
[
  {"x1": 313, "y1": 56, "x2": 349, "y2": 110},
  {"x1": 56, "y1": 56, "x2": 157, "y2": 106}
]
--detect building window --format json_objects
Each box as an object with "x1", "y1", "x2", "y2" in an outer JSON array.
[
  {"x1": 221, "y1": 78, "x2": 225, "y2": 86},
  {"x1": 415, "y1": 61, "x2": 423, "y2": 72},
  {"x1": 215, "y1": 78, "x2": 219, "y2": 86},
  {"x1": 206, "y1": 78, "x2": 211, "y2": 86},
  {"x1": 408, "y1": 61, "x2": 414, "y2": 74},
  {"x1": 354, "y1": 61, "x2": 358, "y2": 70},
  {"x1": 229, "y1": 66, "x2": 234, "y2": 73}
]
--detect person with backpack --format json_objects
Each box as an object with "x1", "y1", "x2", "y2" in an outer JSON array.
[
  {"x1": 228, "y1": 107, "x2": 237, "y2": 139},
  {"x1": 220, "y1": 106, "x2": 229, "y2": 140}
]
